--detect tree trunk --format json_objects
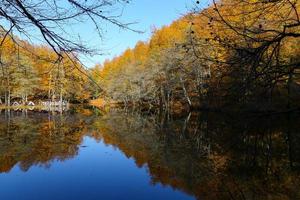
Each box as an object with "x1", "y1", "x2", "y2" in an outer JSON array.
[
  {"x1": 5, "y1": 75, "x2": 10, "y2": 106},
  {"x1": 180, "y1": 77, "x2": 192, "y2": 107},
  {"x1": 48, "y1": 73, "x2": 52, "y2": 101},
  {"x1": 60, "y1": 87, "x2": 63, "y2": 105},
  {"x1": 160, "y1": 86, "x2": 166, "y2": 110},
  {"x1": 287, "y1": 69, "x2": 293, "y2": 109},
  {"x1": 5, "y1": 92, "x2": 7, "y2": 106},
  {"x1": 159, "y1": 87, "x2": 162, "y2": 110},
  {"x1": 7, "y1": 89, "x2": 10, "y2": 106}
]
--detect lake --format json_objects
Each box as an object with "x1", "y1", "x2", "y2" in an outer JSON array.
[{"x1": 0, "y1": 107, "x2": 300, "y2": 200}]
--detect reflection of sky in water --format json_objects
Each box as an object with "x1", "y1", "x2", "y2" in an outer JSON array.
[
  {"x1": 0, "y1": 136, "x2": 194, "y2": 200},
  {"x1": 0, "y1": 109, "x2": 300, "y2": 200}
]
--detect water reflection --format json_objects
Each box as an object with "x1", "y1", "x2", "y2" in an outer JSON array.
[
  {"x1": 0, "y1": 108, "x2": 96, "y2": 173},
  {"x1": 0, "y1": 108, "x2": 300, "y2": 200}
]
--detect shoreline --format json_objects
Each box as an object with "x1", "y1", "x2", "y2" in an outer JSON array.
[
  {"x1": 0, "y1": 105, "x2": 69, "y2": 112},
  {"x1": 89, "y1": 98, "x2": 300, "y2": 115}
]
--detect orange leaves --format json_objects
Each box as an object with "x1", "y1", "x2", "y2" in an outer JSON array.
[{"x1": 0, "y1": 35, "x2": 91, "y2": 101}]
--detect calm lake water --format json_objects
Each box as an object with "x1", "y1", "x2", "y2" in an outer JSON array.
[{"x1": 0, "y1": 107, "x2": 300, "y2": 200}]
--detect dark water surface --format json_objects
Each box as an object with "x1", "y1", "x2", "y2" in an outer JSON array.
[{"x1": 0, "y1": 107, "x2": 300, "y2": 200}]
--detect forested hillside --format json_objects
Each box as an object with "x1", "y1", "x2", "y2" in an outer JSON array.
[
  {"x1": 91, "y1": 0, "x2": 300, "y2": 112},
  {"x1": 0, "y1": 36, "x2": 91, "y2": 105},
  {"x1": 1, "y1": 0, "x2": 299, "y2": 112},
  {"x1": 0, "y1": 0, "x2": 130, "y2": 107}
]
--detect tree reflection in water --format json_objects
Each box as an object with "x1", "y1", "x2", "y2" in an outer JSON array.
[
  {"x1": 0, "y1": 108, "x2": 95, "y2": 172},
  {"x1": 0, "y1": 108, "x2": 299, "y2": 200}
]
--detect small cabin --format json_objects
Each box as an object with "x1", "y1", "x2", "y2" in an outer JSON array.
[
  {"x1": 12, "y1": 101, "x2": 20, "y2": 106},
  {"x1": 27, "y1": 101, "x2": 35, "y2": 106}
]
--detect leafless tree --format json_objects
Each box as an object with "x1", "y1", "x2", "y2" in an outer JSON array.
[{"x1": 0, "y1": 0, "x2": 137, "y2": 57}]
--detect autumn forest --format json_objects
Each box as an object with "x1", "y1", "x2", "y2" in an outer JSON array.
[
  {"x1": 90, "y1": 0, "x2": 300, "y2": 113},
  {"x1": 1, "y1": 0, "x2": 300, "y2": 200},
  {"x1": 0, "y1": 0, "x2": 299, "y2": 113}
]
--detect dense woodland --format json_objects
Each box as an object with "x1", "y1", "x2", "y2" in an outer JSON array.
[
  {"x1": 1, "y1": 1, "x2": 300, "y2": 199},
  {"x1": 0, "y1": 0, "x2": 129, "y2": 106},
  {"x1": 0, "y1": 36, "x2": 92, "y2": 105},
  {"x1": 90, "y1": 0, "x2": 300, "y2": 112},
  {"x1": 1, "y1": 0, "x2": 300, "y2": 112}
]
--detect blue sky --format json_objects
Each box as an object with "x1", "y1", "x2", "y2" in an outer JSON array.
[{"x1": 79, "y1": 0, "x2": 195, "y2": 67}]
